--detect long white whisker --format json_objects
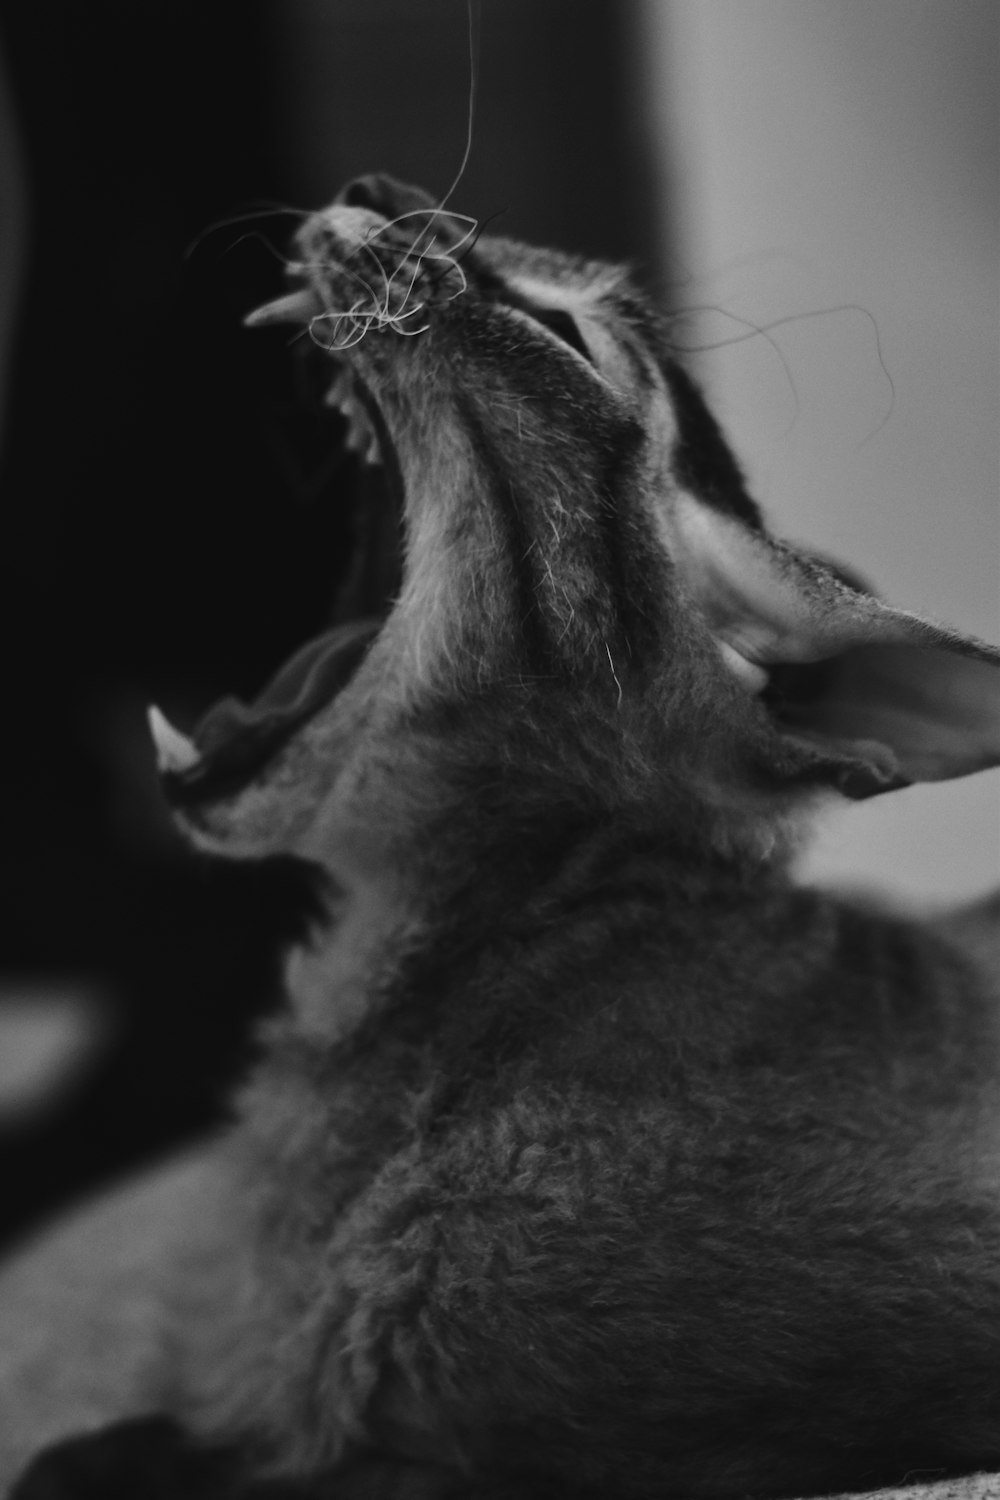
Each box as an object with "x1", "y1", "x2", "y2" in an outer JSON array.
[{"x1": 363, "y1": 1, "x2": 477, "y2": 272}]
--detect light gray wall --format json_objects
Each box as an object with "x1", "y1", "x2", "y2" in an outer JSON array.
[{"x1": 636, "y1": 0, "x2": 999, "y2": 902}]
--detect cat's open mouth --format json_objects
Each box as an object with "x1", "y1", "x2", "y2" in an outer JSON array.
[{"x1": 151, "y1": 349, "x2": 402, "y2": 807}]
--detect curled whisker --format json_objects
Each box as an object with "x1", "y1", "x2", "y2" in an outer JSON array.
[
  {"x1": 670, "y1": 304, "x2": 801, "y2": 434},
  {"x1": 368, "y1": 208, "x2": 480, "y2": 282},
  {"x1": 367, "y1": 207, "x2": 477, "y2": 246},
  {"x1": 307, "y1": 287, "x2": 433, "y2": 350},
  {"x1": 437, "y1": 253, "x2": 468, "y2": 303},
  {"x1": 356, "y1": 238, "x2": 395, "y2": 317},
  {"x1": 449, "y1": 210, "x2": 505, "y2": 267},
  {"x1": 389, "y1": 244, "x2": 432, "y2": 319},
  {"x1": 185, "y1": 201, "x2": 313, "y2": 261},
  {"x1": 384, "y1": 302, "x2": 429, "y2": 327},
  {"x1": 322, "y1": 259, "x2": 386, "y2": 319},
  {"x1": 308, "y1": 314, "x2": 358, "y2": 353}
]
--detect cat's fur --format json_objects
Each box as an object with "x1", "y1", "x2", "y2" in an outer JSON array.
[{"x1": 2, "y1": 175, "x2": 999, "y2": 1499}]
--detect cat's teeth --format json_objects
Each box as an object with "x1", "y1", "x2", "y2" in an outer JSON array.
[
  {"x1": 244, "y1": 290, "x2": 319, "y2": 328},
  {"x1": 147, "y1": 705, "x2": 201, "y2": 774},
  {"x1": 325, "y1": 370, "x2": 381, "y2": 464}
]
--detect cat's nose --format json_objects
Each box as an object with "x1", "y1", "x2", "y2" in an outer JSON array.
[
  {"x1": 337, "y1": 176, "x2": 386, "y2": 212},
  {"x1": 336, "y1": 174, "x2": 437, "y2": 222}
]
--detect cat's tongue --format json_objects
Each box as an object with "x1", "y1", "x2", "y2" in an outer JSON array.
[{"x1": 155, "y1": 618, "x2": 380, "y2": 802}]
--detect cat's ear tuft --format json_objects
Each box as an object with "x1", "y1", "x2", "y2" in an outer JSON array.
[{"x1": 673, "y1": 493, "x2": 1000, "y2": 799}]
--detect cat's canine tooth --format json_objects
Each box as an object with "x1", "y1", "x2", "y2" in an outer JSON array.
[
  {"x1": 147, "y1": 705, "x2": 201, "y2": 774},
  {"x1": 243, "y1": 290, "x2": 319, "y2": 328}
]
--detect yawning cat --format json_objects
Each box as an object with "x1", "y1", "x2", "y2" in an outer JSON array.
[{"x1": 3, "y1": 175, "x2": 999, "y2": 1500}]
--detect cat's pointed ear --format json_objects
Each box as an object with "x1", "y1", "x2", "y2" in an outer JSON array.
[{"x1": 673, "y1": 493, "x2": 1000, "y2": 799}]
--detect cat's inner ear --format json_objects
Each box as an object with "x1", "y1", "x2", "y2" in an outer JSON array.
[{"x1": 671, "y1": 492, "x2": 1000, "y2": 797}]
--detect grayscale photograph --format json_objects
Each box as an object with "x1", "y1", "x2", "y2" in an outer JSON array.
[{"x1": 0, "y1": 2, "x2": 997, "y2": 1497}]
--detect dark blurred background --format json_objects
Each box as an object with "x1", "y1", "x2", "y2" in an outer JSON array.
[{"x1": 0, "y1": 0, "x2": 662, "y2": 1248}]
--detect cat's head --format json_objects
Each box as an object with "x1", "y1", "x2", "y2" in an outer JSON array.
[{"x1": 151, "y1": 174, "x2": 1000, "y2": 869}]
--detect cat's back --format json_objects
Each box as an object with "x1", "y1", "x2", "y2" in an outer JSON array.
[
  {"x1": 433, "y1": 870, "x2": 1000, "y2": 1138},
  {"x1": 358, "y1": 885, "x2": 1000, "y2": 1496}
]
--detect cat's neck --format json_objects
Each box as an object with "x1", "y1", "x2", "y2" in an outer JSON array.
[{"x1": 280, "y1": 782, "x2": 789, "y2": 1047}]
